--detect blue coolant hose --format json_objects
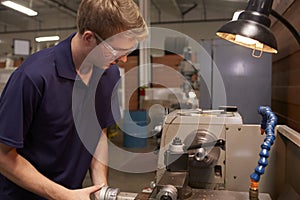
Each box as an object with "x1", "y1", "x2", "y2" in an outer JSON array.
[{"x1": 249, "y1": 106, "x2": 277, "y2": 200}]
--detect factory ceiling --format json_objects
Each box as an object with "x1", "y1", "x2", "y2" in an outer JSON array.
[{"x1": 0, "y1": 0, "x2": 248, "y2": 56}]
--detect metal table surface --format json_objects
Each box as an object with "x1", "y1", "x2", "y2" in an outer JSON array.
[{"x1": 186, "y1": 189, "x2": 271, "y2": 200}]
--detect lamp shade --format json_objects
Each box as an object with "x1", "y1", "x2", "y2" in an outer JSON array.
[{"x1": 216, "y1": 0, "x2": 278, "y2": 54}]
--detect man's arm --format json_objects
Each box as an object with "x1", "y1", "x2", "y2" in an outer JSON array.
[
  {"x1": 0, "y1": 142, "x2": 101, "y2": 200},
  {"x1": 90, "y1": 128, "x2": 109, "y2": 199}
]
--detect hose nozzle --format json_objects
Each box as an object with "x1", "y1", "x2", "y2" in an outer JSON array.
[{"x1": 249, "y1": 179, "x2": 259, "y2": 200}]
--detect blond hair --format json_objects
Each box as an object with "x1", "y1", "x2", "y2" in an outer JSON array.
[{"x1": 77, "y1": 0, "x2": 147, "y2": 41}]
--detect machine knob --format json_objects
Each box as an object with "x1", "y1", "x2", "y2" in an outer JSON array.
[{"x1": 156, "y1": 185, "x2": 177, "y2": 200}]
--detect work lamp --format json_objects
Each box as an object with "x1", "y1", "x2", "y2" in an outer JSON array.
[{"x1": 216, "y1": 0, "x2": 300, "y2": 57}]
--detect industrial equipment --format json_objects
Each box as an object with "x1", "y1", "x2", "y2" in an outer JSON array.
[
  {"x1": 154, "y1": 108, "x2": 274, "y2": 200},
  {"x1": 99, "y1": 107, "x2": 278, "y2": 200}
]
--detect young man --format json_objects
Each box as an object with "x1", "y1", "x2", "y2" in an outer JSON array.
[{"x1": 0, "y1": 0, "x2": 147, "y2": 199}]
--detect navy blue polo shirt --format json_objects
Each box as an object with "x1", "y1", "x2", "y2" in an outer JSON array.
[{"x1": 0, "y1": 33, "x2": 120, "y2": 199}]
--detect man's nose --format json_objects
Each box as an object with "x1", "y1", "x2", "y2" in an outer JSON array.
[{"x1": 118, "y1": 55, "x2": 128, "y2": 63}]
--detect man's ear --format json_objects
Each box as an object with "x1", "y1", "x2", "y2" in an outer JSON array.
[{"x1": 82, "y1": 30, "x2": 95, "y2": 45}]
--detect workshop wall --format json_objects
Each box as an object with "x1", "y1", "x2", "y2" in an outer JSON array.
[
  {"x1": 271, "y1": 0, "x2": 300, "y2": 132},
  {"x1": 152, "y1": 21, "x2": 225, "y2": 42}
]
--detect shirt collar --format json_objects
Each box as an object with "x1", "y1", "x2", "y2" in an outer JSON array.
[{"x1": 54, "y1": 32, "x2": 77, "y2": 80}]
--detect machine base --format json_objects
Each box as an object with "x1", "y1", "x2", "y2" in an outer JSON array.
[{"x1": 135, "y1": 189, "x2": 271, "y2": 200}]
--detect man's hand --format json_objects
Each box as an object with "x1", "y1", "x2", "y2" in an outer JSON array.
[
  {"x1": 67, "y1": 185, "x2": 103, "y2": 200},
  {"x1": 93, "y1": 184, "x2": 107, "y2": 200}
]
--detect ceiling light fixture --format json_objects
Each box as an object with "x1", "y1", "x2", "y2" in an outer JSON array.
[
  {"x1": 35, "y1": 36, "x2": 60, "y2": 43},
  {"x1": 216, "y1": 0, "x2": 300, "y2": 58},
  {"x1": 1, "y1": 0, "x2": 38, "y2": 16}
]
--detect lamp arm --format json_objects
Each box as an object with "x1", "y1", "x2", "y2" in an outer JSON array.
[{"x1": 270, "y1": 9, "x2": 300, "y2": 46}]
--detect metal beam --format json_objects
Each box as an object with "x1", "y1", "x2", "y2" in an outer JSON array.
[
  {"x1": 0, "y1": 26, "x2": 77, "y2": 34},
  {"x1": 138, "y1": 0, "x2": 151, "y2": 89},
  {"x1": 182, "y1": 2, "x2": 198, "y2": 16},
  {"x1": 171, "y1": 0, "x2": 183, "y2": 16},
  {"x1": 151, "y1": 18, "x2": 231, "y2": 25},
  {"x1": 0, "y1": 18, "x2": 232, "y2": 34},
  {"x1": 202, "y1": 0, "x2": 207, "y2": 20},
  {"x1": 151, "y1": 0, "x2": 161, "y2": 22},
  {"x1": 40, "y1": 0, "x2": 77, "y2": 17}
]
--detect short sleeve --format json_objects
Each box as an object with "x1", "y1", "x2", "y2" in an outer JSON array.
[{"x1": 0, "y1": 70, "x2": 41, "y2": 148}]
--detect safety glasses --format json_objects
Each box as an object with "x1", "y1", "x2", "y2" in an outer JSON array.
[{"x1": 93, "y1": 32, "x2": 138, "y2": 58}]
